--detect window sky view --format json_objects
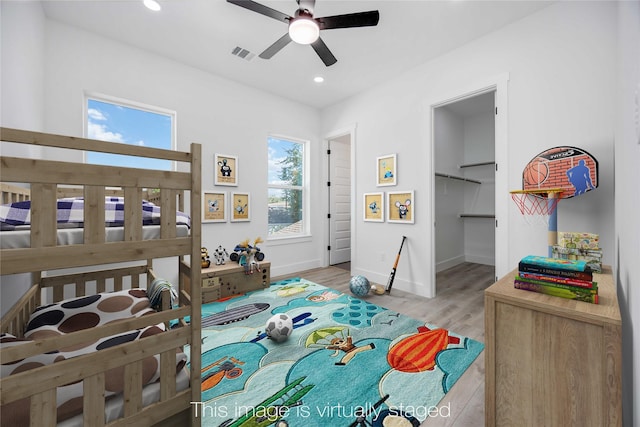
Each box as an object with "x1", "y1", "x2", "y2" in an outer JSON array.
[{"x1": 86, "y1": 98, "x2": 172, "y2": 170}]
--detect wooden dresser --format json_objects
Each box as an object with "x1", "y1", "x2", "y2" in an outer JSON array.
[
  {"x1": 180, "y1": 260, "x2": 270, "y2": 304},
  {"x1": 484, "y1": 266, "x2": 621, "y2": 427}
]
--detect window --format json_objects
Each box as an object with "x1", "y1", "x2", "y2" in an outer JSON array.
[
  {"x1": 268, "y1": 136, "x2": 307, "y2": 238},
  {"x1": 84, "y1": 93, "x2": 175, "y2": 170}
]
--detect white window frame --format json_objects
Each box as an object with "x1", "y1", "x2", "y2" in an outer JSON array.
[
  {"x1": 83, "y1": 92, "x2": 177, "y2": 170},
  {"x1": 267, "y1": 134, "x2": 310, "y2": 241}
]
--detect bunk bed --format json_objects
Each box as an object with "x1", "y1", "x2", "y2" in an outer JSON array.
[{"x1": 0, "y1": 127, "x2": 202, "y2": 426}]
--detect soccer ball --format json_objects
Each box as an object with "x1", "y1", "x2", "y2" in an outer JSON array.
[
  {"x1": 349, "y1": 275, "x2": 371, "y2": 297},
  {"x1": 265, "y1": 313, "x2": 293, "y2": 342}
]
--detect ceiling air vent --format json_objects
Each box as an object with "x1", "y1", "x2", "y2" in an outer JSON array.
[{"x1": 231, "y1": 46, "x2": 255, "y2": 61}]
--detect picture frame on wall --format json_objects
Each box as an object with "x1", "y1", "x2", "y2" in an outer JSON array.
[
  {"x1": 215, "y1": 153, "x2": 238, "y2": 186},
  {"x1": 202, "y1": 191, "x2": 227, "y2": 223},
  {"x1": 387, "y1": 190, "x2": 414, "y2": 224},
  {"x1": 376, "y1": 154, "x2": 397, "y2": 186},
  {"x1": 363, "y1": 192, "x2": 384, "y2": 222},
  {"x1": 231, "y1": 192, "x2": 250, "y2": 222}
]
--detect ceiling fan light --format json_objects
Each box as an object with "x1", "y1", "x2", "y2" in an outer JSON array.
[
  {"x1": 143, "y1": 0, "x2": 161, "y2": 11},
  {"x1": 289, "y1": 18, "x2": 319, "y2": 45}
]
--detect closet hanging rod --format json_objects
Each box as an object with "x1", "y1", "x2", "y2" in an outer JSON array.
[
  {"x1": 459, "y1": 213, "x2": 495, "y2": 219},
  {"x1": 434, "y1": 172, "x2": 481, "y2": 185},
  {"x1": 458, "y1": 161, "x2": 495, "y2": 168}
]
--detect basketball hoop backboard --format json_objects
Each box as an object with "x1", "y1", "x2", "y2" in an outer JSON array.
[{"x1": 522, "y1": 146, "x2": 599, "y2": 199}]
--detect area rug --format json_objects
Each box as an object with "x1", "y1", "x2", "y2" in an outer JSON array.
[{"x1": 185, "y1": 277, "x2": 483, "y2": 427}]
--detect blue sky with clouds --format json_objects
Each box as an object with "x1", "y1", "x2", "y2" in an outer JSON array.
[{"x1": 86, "y1": 98, "x2": 172, "y2": 170}]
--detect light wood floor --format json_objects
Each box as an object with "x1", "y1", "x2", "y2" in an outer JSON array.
[{"x1": 273, "y1": 262, "x2": 495, "y2": 427}]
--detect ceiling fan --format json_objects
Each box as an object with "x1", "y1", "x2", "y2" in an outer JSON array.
[{"x1": 227, "y1": 0, "x2": 380, "y2": 66}]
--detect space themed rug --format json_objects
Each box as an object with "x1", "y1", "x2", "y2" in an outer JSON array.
[{"x1": 185, "y1": 277, "x2": 484, "y2": 427}]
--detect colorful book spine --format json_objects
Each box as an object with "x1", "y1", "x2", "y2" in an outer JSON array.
[
  {"x1": 519, "y1": 255, "x2": 591, "y2": 272},
  {"x1": 518, "y1": 262, "x2": 593, "y2": 281},
  {"x1": 514, "y1": 278, "x2": 598, "y2": 304},
  {"x1": 518, "y1": 271, "x2": 597, "y2": 289}
]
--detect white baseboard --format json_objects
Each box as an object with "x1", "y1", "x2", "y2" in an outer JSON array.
[
  {"x1": 436, "y1": 255, "x2": 466, "y2": 273},
  {"x1": 465, "y1": 254, "x2": 495, "y2": 266},
  {"x1": 270, "y1": 259, "x2": 323, "y2": 279}
]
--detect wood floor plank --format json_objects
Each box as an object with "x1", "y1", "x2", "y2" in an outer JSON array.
[{"x1": 273, "y1": 261, "x2": 493, "y2": 426}]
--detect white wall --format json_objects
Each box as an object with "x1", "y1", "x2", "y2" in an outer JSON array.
[
  {"x1": 615, "y1": 1, "x2": 640, "y2": 426},
  {"x1": 434, "y1": 107, "x2": 465, "y2": 270},
  {"x1": 321, "y1": 1, "x2": 616, "y2": 298},
  {"x1": 462, "y1": 110, "x2": 495, "y2": 266},
  {"x1": 0, "y1": 2, "x2": 46, "y2": 315},
  {"x1": 41, "y1": 20, "x2": 324, "y2": 281},
  {"x1": 0, "y1": 4, "x2": 325, "y2": 315}
]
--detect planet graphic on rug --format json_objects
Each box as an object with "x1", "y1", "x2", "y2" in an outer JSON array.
[{"x1": 349, "y1": 275, "x2": 371, "y2": 296}]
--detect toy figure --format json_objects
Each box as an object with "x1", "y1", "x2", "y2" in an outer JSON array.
[
  {"x1": 201, "y1": 247, "x2": 211, "y2": 268},
  {"x1": 229, "y1": 237, "x2": 265, "y2": 274},
  {"x1": 213, "y1": 245, "x2": 229, "y2": 265}
]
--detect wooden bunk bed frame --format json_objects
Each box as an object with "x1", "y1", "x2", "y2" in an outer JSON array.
[{"x1": 0, "y1": 127, "x2": 202, "y2": 426}]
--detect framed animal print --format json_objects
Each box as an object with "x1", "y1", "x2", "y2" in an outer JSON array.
[
  {"x1": 215, "y1": 153, "x2": 238, "y2": 186},
  {"x1": 231, "y1": 192, "x2": 250, "y2": 222},
  {"x1": 377, "y1": 153, "x2": 397, "y2": 186},
  {"x1": 387, "y1": 190, "x2": 414, "y2": 224},
  {"x1": 203, "y1": 191, "x2": 226, "y2": 223},
  {"x1": 363, "y1": 192, "x2": 384, "y2": 222}
]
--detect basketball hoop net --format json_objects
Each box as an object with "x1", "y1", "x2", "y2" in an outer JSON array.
[{"x1": 510, "y1": 189, "x2": 563, "y2": 226}]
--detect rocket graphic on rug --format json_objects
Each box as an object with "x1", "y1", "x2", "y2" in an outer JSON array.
[{"x1": 200, "y1": 303, "x2": 270, "y2": 328}]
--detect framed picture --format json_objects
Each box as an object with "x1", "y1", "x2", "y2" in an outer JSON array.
[
  {"x1": 387, "y1": 190, "x2": 414, "y2": 224},
  {"x1": 231, "y1": 192, "x2": 250, "y2": 222},
  {"x1": 202, "y1": 191, "x2": 227, "y2": 223},
  {"x1": 377, "y1": 154, "x2": 397, "y2": 186},
  {"x1": 363, "y1": 192, "x2": 384, "y2": 222},
  {"x1": 215, "y1": 154, "x2": 238, "y2": 186}
]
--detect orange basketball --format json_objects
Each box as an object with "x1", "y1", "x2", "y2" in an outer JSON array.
[{"x1": 523, "y1": 159, "x2": 549, "y2": 186}]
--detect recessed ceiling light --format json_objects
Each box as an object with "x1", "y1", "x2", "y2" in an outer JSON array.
[
  {"x1": 143, "y1": 0, "x2": 161, "y2": 12},
  {"x1": 314, "y1": 76, "x2": 325, "y2": 83}
]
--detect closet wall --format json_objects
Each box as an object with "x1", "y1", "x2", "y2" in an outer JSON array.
[{"x1": 434, "y1": 92, "x2": 495, "y2": 272}]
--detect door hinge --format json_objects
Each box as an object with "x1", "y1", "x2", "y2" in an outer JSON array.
[
  {"x1": 495, "y1": 107, "x2": 498, "y2": 115},
  {"x1": 327, "y1": 149, "x2": 331, "y2": 155},
  {"x1": 495, "y1": 163, "x2": 498, "y2": 172},
  {"x1": 327, "y1": 213, "x2": 331, "y2": 219},
  {"x1": 327, "y1": 245, "x2": 331, "y2": 251},
  {"x1": 327, "y1": 181, "x2": 331, "y2": 187},
  {"x1": 495, "y1": 219, "x2": 498, "y2": 228}
]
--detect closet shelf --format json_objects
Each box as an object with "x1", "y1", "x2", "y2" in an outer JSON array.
[
  {"x1": 459, "y1": 213, "x2": 495, "y2": 219},
  {"x1": 435, "y1": 172, "x2": 481, "y2": 185},
  {"x1": 459, "y1": 161, "x2": 495, "y2": 168}
]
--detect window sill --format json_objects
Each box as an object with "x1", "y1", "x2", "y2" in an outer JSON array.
[{"x1": 266, "y1": 234, "x2": 313, "y2": 246}]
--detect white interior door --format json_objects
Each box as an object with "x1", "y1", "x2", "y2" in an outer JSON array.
[{"x1": 328, "y1": 136, "x2": 351, "y2": 265}]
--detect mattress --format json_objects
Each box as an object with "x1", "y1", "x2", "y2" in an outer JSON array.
[
  {"x1": 0, "y1": 224, "x2": 190, "y2": 249},
  {"x1": 58, "y1": 367, "x2": 190, "y2": 427}
]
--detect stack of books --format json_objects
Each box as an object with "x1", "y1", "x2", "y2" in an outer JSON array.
[{"x1": 515, "y1": 255, "x2": 598, "y2": 304}]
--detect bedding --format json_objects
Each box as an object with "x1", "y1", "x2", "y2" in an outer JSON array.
[
  {"x1": 0, "y1": 196, "x2": 191, "y2": 230},
  {"x1": 0, "y1": 224, "x2": 190, "y2": 249},
  {"x1": 0, "y1": 289, "x2": 187, "y2": 425}
]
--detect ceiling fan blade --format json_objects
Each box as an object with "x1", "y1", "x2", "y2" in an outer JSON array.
[
  {"x1": 311, "y1": 37, "x2": 337, "y2": 66},
  {"x1": 227, "y1": 0, "x2": 291, "y2": 24},
  {"x1": 259, "y1": 33, "x2": 293, "y2": 59},
  {"x1": 317, "y1": 10, "x2": 380, "y2": 30}
]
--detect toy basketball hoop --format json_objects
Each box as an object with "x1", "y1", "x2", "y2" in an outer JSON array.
[{"x1": 515, "y1": 146, "x2": 599, "y2": 256}]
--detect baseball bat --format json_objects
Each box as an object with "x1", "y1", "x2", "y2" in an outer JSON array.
[{"x1": 385, "y1": 236, "x2": 407, "y2": 294}]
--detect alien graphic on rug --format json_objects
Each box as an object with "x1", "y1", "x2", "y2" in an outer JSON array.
[{"x1": 327, "y1": 336, "x2": 375, "y2": 365}]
